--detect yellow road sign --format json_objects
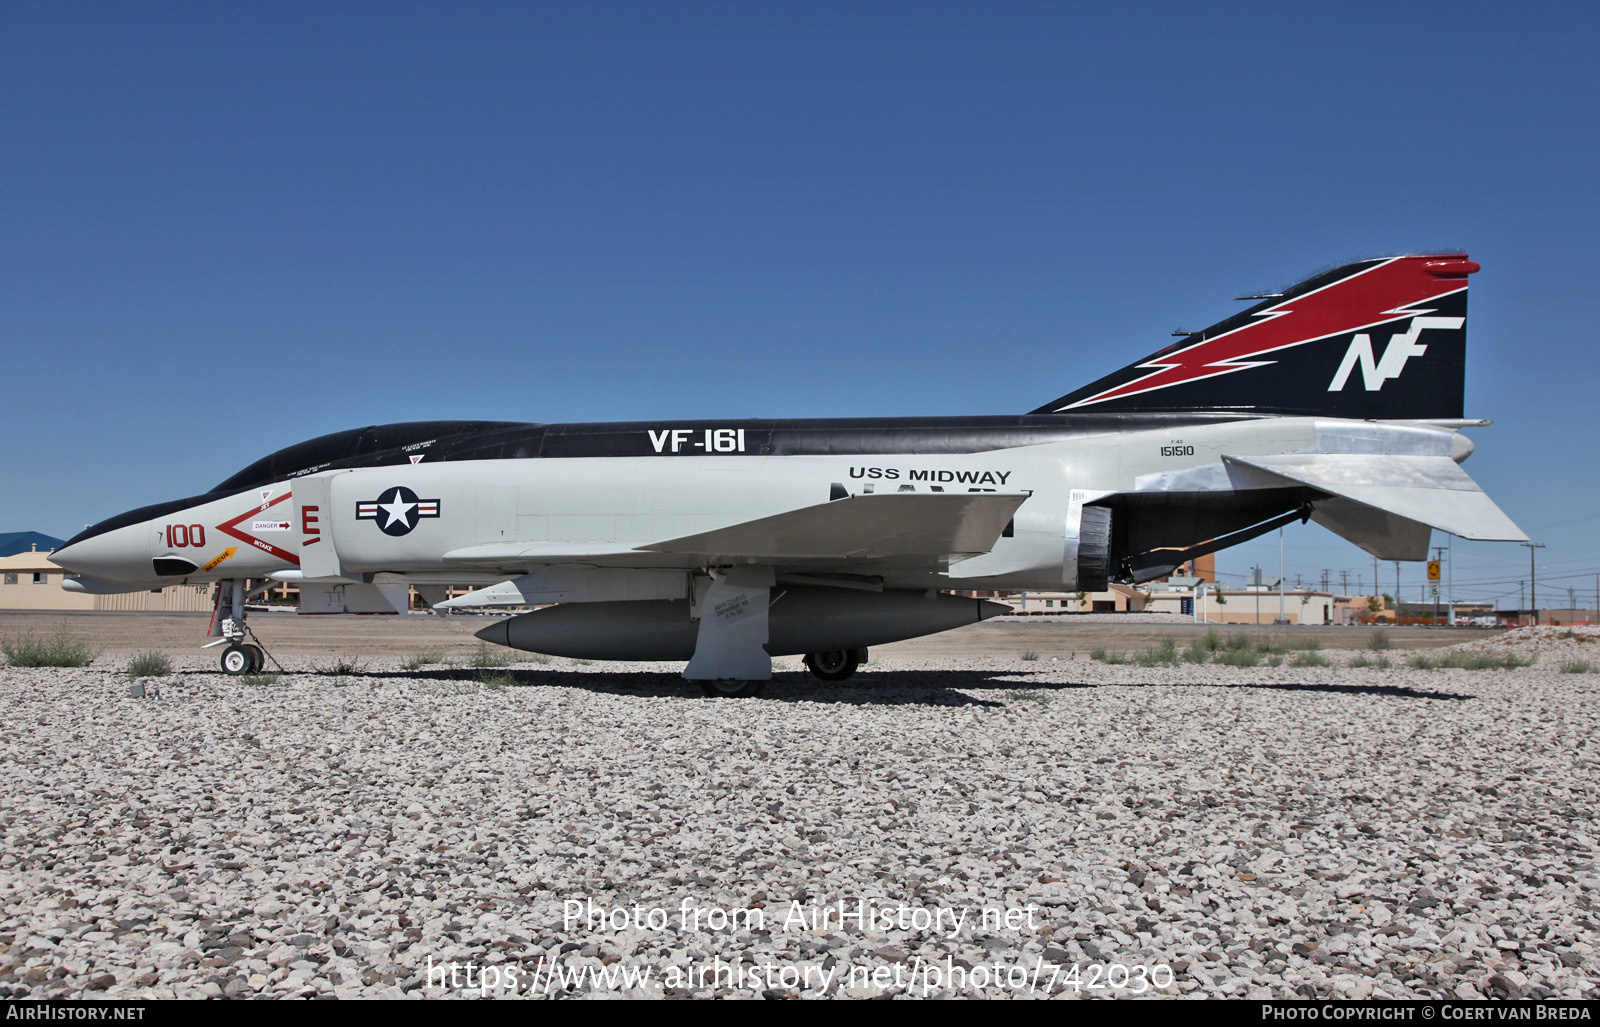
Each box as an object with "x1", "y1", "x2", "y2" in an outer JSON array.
[{"x1": 1427, "y1": 560, "x2": 1441, "y2": 581}]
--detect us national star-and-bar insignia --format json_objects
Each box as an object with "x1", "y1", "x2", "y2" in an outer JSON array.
[{"x1": 356, "y1": 486, "x2": 441, "y2": 537}]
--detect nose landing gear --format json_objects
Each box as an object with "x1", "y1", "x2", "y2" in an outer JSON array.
[{"x1": 206, "y1": 579, "x2": 279, "y2": 675}]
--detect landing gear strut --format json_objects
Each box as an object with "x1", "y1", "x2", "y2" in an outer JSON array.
[
  {"x1": 684, "y1": 567, "x2": 775, "y2": 697},
  {"x1": 804, "y1": 647, "x2": 866, "y2": 682},
  {"x1": 206, "y1": 579, "x2": 277, "y2": 675}
]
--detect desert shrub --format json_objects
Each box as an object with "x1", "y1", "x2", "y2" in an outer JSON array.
[
  {"x1": 1560, "y1": 659, "x2": 1594, "y2": 674},
  {"x1": 1216, "y1": 648, "x2": 1261, "y2": 668},
  {"x1": 240, "y1": 672, "x2": 280, "y2": 687},
  {"x1": 468, "y1": 645, "x2": 512, "y2": 669},
  {"x1": 1182, "y1": 640, "x2": 1211, "y2": 664},
  {"x1": 479, "y1": 671, "x2": 516, "y2": 689},
  {"x1": 1288, "y1": 638, "x2": 1324, "y2": 652},
  {"x1": 319, "y1": 656, "x2": 364, "y2": 676},
  {"x1": 127, "y1": 651, "x2": 172, "y2": 677},
  {"x1": 1091, "y1": 648, "x2": 1130, "y2": 665},
  {"x1": 2, "y1": 623, "x2": 95, "y2": 668},
  {"x1": 1197, "y1": 628, "x2": 1224, "y2": 653},
  {"x1": 1406, "y1": 652, "x2": 1437, "y2": 670},
  {"x1": 1291, "y1": 651, "x2": 1330, "y2": 668},
  {"x1": 1436, "y1": 651, "x2": 1532, "y2": 671},
  {"x1": 1368, "y1": 631, "x2": 1393, "y2": 652},
  {"x1": 401, "y1": 648, "x2": 445, "y2": 671},
  {"x1": 1134, "y1": 638, "x2": 1180, "y2": 667},
  {"x1": 1223, "y1": 632, "x2": 1255, "y2": 652},
  {"x1": 1265, "y1": 654, "x2": 1283, "y2": 667},
  {"x1": 1348, "y1": 653, "x2": 1374, "y2": 668},
  {"x1": 1020, "y1": 651, "x2": 1040, "y2": 662}
]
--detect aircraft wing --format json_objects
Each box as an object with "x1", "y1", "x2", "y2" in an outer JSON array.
[
  {"x1": 442, "y1": 542, "x2": 648, "y2": 565},
  {"x1": 1223, "y1": 453, "x2": 1526, "y2": 559},
  {"x1": 640, "y1": 491, "x2": 1028, "y2": 563},
  {"x1": 443, "y1": 492, "x2": 1028, "y2": 571}
]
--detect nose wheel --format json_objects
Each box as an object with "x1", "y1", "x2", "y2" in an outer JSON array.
[{"x1": 220, "y1": 644, "x2": 265, "y2": 674}]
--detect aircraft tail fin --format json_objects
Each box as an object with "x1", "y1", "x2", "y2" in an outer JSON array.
[{"x1": 1032, "y1": 254, "x2": 1478, "y2": 419}]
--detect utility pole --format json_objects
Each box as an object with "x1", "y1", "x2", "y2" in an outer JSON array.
[
  {"x1": 1340, "y1": 569, "x2": 1349, "y2": 595},
  {"x1": 1447, "y1": 535, "x2": 1454, "y2": 628},
  {"x1": 1520, "y1": 581, "x2": 1526, "y2": 622},
  {"x1": 1523, "y1": 542, "x2": 1546, "y2": 626},
  {"x1": 1395, "y1": 561, "x2": 1401, "y2": 623},
  {"x1": 1278, "y1": 528, "x2": 1286, "y2": 624},
  {"x1": 1432, "y1": 545, "x2": 1446, "y2": 627},
  {"x1": 1321, "y1": 569, "x2": 1331, "y2": 593}
]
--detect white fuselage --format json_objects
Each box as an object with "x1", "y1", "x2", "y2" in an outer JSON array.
[{"x1": 55, "y1": 416, "x2": 1469, "y2": 594}]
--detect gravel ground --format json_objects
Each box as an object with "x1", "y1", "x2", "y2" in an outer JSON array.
[{"x1": 1, "y1": 625, "x2": 1597, "y2": 1000}]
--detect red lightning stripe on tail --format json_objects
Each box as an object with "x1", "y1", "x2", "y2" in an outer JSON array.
[{"x1": 1062, "y1": 255, "x2": 1470, "y2": 410}]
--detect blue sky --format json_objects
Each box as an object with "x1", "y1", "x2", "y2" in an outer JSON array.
[{"x1": 4, "y1": 1, "x2": 1596, "y2": 609}]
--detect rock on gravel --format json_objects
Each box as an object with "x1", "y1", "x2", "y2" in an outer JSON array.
[{"x1": 0, "y1": 647, "x2": 1596, "y2": 1000}]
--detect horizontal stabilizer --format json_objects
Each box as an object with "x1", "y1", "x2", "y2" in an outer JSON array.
[
  {"x1": 1307, "y1": 499, "x2": 1435, "y2": 561},
  {"x1": 641, "y1": 492, "x2": 1029, "y2": 563},
  {"x1": 1223, "y1": 453, "x2": 1526, "y2": 544}
]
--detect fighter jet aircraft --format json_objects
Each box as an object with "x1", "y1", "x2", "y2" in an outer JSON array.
[{"x1": 52, "y1": 253, "x2": 1525, "y2": 695}]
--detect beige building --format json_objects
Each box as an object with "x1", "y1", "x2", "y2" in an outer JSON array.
[
  {"x1": 1144, "y1": 584, "x2": 1334, "y2": 625},
  {"x1": 1006, "y1": 585, "x2": 1149, "y2": 614},
  {"x1": 0, "y1": 547, "x2": 212, "y2": 612}
]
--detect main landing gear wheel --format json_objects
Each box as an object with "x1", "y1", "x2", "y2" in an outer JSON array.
[
  {"x1": 221, "y1": 645, "x2": 253, "y2": 675},
  {"x1": 804, "y1": 648, "x2": 865, "y2": 682},
  {"x1": 242, "y1": 644, "x2": 264, "y2": 672},
  {"x1": 698, "y1": 679, "x2": 766, "y2": 698}
]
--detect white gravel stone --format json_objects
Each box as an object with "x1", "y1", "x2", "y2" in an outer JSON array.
[{"x1": 0, "y1": 629, "x2": 1597, "y2": 999}]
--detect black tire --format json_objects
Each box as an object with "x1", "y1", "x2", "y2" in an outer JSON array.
[
  {"x1": 242, "y1": 644, "x2": 265, "y2": 672},
  {"x1": 804, "y1": 649, "x2": 861, "y2": 682},
  {"x1": 220, "y1": 645, "x2": 251, "y2": 675},
  {"x1": 698, "y1": 679, "x2": 766, "y2": 698}
]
